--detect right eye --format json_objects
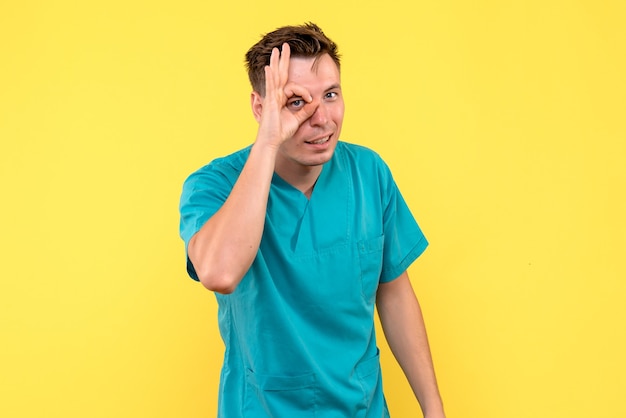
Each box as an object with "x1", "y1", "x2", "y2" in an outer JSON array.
[{"x1": 288, "y1": 98, "x2": 304, "y2": 109}]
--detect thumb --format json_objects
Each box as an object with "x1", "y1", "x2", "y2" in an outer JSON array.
[{"x1": 293, "y1": 99, "x2": 319, "y2": 125}]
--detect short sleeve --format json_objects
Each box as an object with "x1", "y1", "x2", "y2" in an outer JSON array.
[
  {"x1": 178, "y1": 162, "x2": 238, "y2": 280},
  {"x1": 378, "y1": 161, "x2": 428, "y2": 283}
]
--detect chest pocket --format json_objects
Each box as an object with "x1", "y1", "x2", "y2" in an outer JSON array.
[{"x1": 358, "y1": 235, "x2": 385, "y2": 304}]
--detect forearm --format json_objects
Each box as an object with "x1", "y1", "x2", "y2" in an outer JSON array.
[
  {"x1": 189, "y1": 44, "x2": 315, "y2": 293},
  {"x1": 377, "y1": 273, "x2": 445, "y2": 417},
  {"x1": 188, "y1": 141, "x2": 278, "y2": 293}
]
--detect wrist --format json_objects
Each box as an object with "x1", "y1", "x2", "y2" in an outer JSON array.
[{"x1": 251, "y1": 137, "x2": 281, "y2": 156}]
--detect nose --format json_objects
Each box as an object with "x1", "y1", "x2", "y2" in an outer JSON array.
[{"x1": 308, "y1": 101, "x2": 329, "y2": 126}]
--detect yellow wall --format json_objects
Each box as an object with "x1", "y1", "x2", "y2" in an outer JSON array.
[{"x1": 1, "y1": 1, "x2": 624, "y2": 417}]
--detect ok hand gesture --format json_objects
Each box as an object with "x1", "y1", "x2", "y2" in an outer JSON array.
[{"x1": 254, "y1": 43, "x2": 317, "y2": 148}]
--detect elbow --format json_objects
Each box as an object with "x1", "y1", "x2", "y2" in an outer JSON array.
[
  {"x1": 196, "y1": 268, "x2": 240, "y2": 294},
  {"x1": 202, "y1": 279, "x2": 237, "y2": 295},
  {"x1": 188, "y1": 239, "x2": 248, "y2": 294}
]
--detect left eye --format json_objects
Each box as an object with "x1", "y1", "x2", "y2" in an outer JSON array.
[{"x1": 325, "y1": 92, "x2": 338, "y2": 99}]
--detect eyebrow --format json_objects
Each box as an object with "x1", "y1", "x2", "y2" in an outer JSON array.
[{"x1": 288, "y1": 83, "x2": 341, "y2": 100}]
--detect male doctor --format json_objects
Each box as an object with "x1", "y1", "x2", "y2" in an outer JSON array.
[{"x1": 179, "y1": 23, "x2": 445, "y2": 417}]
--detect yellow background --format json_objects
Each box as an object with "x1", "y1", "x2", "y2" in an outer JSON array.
[{"x1": 1, "y1": 1, "x2": 624, "y2": 417}]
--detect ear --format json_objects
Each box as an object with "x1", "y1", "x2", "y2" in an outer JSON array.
[{"x1": 250, "y1": 91, "x2": 264, "y2": 123}]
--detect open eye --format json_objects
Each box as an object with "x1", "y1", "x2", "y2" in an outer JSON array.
[
  {"x1": 288, "y1": 98, "x2": 304, "y2": 109},
  {"x1": 325, "y1": 91, "x2": 338, "y2": 100}
]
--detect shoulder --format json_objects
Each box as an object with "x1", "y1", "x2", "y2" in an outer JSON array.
[
  {"x1": 335, "y1": 141, "x2": 393, "y2": 181},
  {"x1": 336, "y1": 141, "x2": 381, "y2": 159},
  {"x1": 335, "y1": 141, "x2": 389, "y2": 169},
  {"x1": 184, "y1": 146, "x2": 251, "y2": 189}
]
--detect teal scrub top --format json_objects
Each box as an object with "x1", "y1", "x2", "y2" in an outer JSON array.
[{"x1": 179, "y1": 142, "x2": 428, "y2": 417}]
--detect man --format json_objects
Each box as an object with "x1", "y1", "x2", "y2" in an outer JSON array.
[{"x1": 179, "y1": 23, "x2": 445, "y2": 417}]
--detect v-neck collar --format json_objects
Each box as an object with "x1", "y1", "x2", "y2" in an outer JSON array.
[
  {"x1": 267, "y1": 146, "x2": 353, "y2": 254},
  {"x1": 271, "y1": 163, "x2": 328, "y2": 203}
]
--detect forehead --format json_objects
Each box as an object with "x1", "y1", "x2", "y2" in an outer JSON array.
[{"x1": 287, "y1": 54, "x2": 340, "y2": 90}]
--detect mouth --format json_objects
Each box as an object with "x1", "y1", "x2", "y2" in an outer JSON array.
[{"x1": 305, "y1": 135, "x2": 331, "y2": 145}]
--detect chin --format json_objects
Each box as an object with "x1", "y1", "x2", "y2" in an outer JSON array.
[{"x1": 304, "y1": 147, "x2": 336, "y2": 166}]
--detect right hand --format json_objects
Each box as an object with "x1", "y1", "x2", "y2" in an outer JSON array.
[{"x1": 255, "y1": 43, "x2": 317, "y2": 148}]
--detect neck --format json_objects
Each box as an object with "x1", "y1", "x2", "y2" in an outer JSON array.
[{"x1": 274, "y1": 162, "x2": 322, "y2": 198}]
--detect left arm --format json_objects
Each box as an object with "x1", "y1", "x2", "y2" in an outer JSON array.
[{"x1": 376, "y1": 271, "x2": 445, "y2": 418}]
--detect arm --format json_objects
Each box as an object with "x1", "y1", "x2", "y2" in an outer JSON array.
[
  {"x1": 376, "y1": 271, "x2": 446, "y2": 418},
  {"x1": 188, "y1": 43, "x2": 315, "y2": 293}
]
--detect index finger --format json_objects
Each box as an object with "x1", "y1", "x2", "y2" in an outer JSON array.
[{"x1": 284, "y1": 82, "x2": 313, "y2": 104}]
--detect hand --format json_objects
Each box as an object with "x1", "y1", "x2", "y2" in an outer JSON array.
[{"x1": 255, "y1": 43, "x2": 316, "y2": 148}]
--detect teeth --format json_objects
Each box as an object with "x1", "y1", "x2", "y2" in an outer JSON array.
[{"x1": 308, "y1": 136, "x2": 329, "y2": 145}]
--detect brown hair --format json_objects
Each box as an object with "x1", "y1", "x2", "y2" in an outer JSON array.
[{"x1": 245, "y1": 22, "x2": 341, "y2": 95}]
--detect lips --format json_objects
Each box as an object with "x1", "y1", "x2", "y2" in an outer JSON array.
[{"x1": 305, "y1": 136, "x2": 330, "y2": 145}]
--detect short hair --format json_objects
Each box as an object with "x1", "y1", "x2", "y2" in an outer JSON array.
[{"x1": 245, "y1": 22, "x2": 341, "y2": 95}]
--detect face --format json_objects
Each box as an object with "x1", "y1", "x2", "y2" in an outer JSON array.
[{"x1": 259, "y1": 53, "x2": 345, "y2": 176}]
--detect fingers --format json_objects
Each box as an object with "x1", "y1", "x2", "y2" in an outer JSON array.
[
  {"x1": 261, "y1": 43, "x2": 316, "y2": 129},
  {"x1": 264, "y1": 65, "x2": 274, "y2": 98},
  {"x1": 278, "y1": 43, "x2": 290, "y2": 88},
  {"x1": 265, "y1": 46, "x2": 279, "y2": 97},
  {"x1": 265, "y1": 43, "x2": 290, "y2": 98},
  {"x1": 283, "y1": 82, "x2": 313, "y2": 104},
  {"x1": 293, "y1": 99, "x2": 319, "y2": 124}
]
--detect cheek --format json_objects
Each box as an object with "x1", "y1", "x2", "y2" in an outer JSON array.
[
  {"x1": 331, "y1": 108, "x2": 345, "y2": 127},
  {"x1": 333, "y1": 101, "x2": 345, "y2": 120}
]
